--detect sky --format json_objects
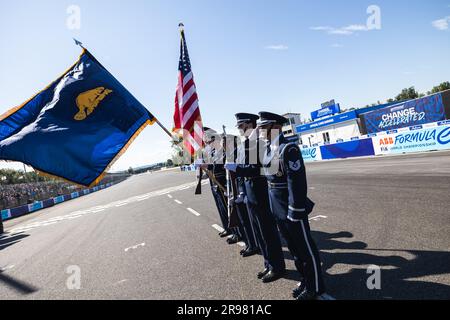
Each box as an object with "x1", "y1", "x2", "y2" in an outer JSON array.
[{"x1": 0, "y1": 0, "x2": 449, "y2": 171}]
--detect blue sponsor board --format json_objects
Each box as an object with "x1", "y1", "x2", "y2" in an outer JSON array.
[
  {"x1": 297, "y1": 111, "x2": 357, "y2": 133},
  {"x1": 28, "y1": 202, "x2": 43, "y2": 212},
  {"x1": 311, "y1": 103, "x2": 341, "y2": 121},
  {"x1": 361, "y1": 93, "x2": 446, "y2": 134},
  {"x1": 301, "y1": 146, "x2": 322, "y2": 162},
  {"x1": 54, "y1": 196, "x2": 65, "y2": 204},
  {"x1": 320, "y1": 138, "x2": 375, "y2": 160},
  {"x1": 373, "y1": 124, "x2": 450, "y2": 155},
  {"x1": 71, "y1": 192, "x2": 80, "y2": 199},
  {"x1": 1, "y1": 209, "x2": 11, "y2": 220}
]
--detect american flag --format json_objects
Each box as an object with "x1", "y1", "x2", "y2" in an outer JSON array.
[{"x1": 173, "y1": 24, "x2": 204, "y2": 156}]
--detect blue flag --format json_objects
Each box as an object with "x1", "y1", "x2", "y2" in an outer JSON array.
[{"x1": 0, "y1": 49, "x2": 156, "y2": 187}]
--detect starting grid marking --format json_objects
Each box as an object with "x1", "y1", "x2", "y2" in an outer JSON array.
[{"x1": 8, "y1": 181, "x2": 208, "y2": 235}]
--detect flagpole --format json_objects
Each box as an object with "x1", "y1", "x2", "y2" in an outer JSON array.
[{"x1": 155, "y1": 119, "x2": 175, "y2": 139}]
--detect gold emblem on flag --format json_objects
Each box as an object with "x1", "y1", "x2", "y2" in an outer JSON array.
[{"x1": 74, "y1": 87, "x2": 113, "y2": 121}]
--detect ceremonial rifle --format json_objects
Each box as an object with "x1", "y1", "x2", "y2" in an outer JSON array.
[{"x1": 222, "y1": 127, "x2": 240, "y2": 229}]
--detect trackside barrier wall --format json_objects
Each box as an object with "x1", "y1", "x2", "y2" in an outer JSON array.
[{"x1": 1, "y1": 182, "x2": 115, "y2": 222}]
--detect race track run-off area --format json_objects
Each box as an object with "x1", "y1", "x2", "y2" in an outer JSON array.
[{"x1": 1, "y1": 151, "x2": 449, "y2": 300}]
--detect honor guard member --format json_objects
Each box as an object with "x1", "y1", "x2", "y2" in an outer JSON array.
[
  {"x1": 202, "y1": 128, "x2": 242, "y2": 244},
  {"x1": 228, "y1": 133, "x2": 259, "y2": 257},
  {"x1": 202, "y1": 127, "x2": 232, "y2": 238},
  {"x1": 221, "y1": 134, "x2": 245, "y2": 245},
  {"x1": 258, "y1": 112, "x2": 326, "y2": 300},
  {"x1": 225, "y1": 113, "x2": 286, "y2": 283}
]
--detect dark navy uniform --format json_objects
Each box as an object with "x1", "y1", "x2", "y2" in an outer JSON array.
[
  {"x1": 208, "y1": 147, "x2": 231, "y2": 234},
  {"x1": 205, "y1": 129, "x2": 244, "y2": 242},
  {"x1": 203, "y1": 128, "x2": 231, "y2": 236},
  {"x1": 230, "y1": 113, "x2": 286, "y2": 280},
  {"x1": 260, "y1": 112, "x2": 325, "y2": 299},
  {"x1": 233, "y1": 146, "x2": 258, "y2": 255}
]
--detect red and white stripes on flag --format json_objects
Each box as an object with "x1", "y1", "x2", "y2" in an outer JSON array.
[{"x1": 173, "y1": 25, "x2": 204, "y2": 156}]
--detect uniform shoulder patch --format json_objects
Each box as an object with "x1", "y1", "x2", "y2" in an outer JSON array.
[{"x1": 283, "y1": 143, "x2": 302, "y2": 172}]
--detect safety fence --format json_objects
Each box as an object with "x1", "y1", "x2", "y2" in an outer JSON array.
[
  {"x1": 301, "y1": 120, "x2": 450, "y2": 162},
  {"x1": 1, "y1": 182, "x2": 116, "y2": 222}
]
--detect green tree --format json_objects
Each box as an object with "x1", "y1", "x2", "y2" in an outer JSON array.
[
  {"x1": 128, "y1": 167, "x2": 134, "y2": 175},
  {"x1": 395, "y1": 87, "x2": 419, "y2": 101},
  {"x1": 429, "y1": 81, "x2": 450, "y2": 94}
]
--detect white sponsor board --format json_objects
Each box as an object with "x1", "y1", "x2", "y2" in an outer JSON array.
[{"x1": 372, "y1": 123, "x2": 450, "y2": 155}]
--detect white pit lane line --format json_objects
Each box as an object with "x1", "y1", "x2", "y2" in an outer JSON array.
[
  {"x1": 167, "y1": 195, "x2": 173, "y2": 199},
  {"x1": 212, "y1": 224, "x2": 225, "y2": 233},
  {"x1": 124, "y1": 243, "x2": 145, "y2": 252},
  {"x1": 174, "y1": 200, "x2": 183, "y2": 205},
  {"x1": 187, "y1": 208, "x2": 201, "y2": 217}
]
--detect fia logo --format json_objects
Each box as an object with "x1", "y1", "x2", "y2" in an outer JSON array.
[{"x1": 74, "y1": 87, "x2": 113, "y2": 121}]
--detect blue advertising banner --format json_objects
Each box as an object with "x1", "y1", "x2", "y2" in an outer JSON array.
[
  {"x1": 361, "y1": 93, "x2": 446, "y2": 134},
  {"x1": 311, "y1": 103, "x2": 341, "y2": 121},
  {"x1": 297, "y1": 111, "x2": 357, "y2": 133},
  {"x1": 372, "y1": 124, "x2": 450, "y2": 155},
  {"x1": 301, "y1": 146, "x2": 322, "y2": 162},
  {"x1": 1, "y1": 209, "x2": 11, "y2": 220},
  {"x1": 320, "y1": 138, "x2": 375, "y2": 160}
]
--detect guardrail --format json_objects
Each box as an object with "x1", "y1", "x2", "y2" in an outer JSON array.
[{"x1": 1, "y1": 182, "x2": 115, "y2": 222}]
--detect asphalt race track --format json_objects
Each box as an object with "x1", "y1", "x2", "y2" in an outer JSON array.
[{"x1": 1, "y1": 151, "x2": 449, "y2": 300}]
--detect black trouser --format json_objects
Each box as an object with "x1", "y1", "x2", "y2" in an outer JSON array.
[
  {"x1": 210, "y1": 177, "x2": 242, "y2": 238},
  {"x1": 236, "y1": 201, "x2": 257, "y2": 250},
  {"x1": 245, "y1": 179, "x2": 285, "y2": 272},
  {"x1": 210, "y1": 179, "x2": 229, "y2": 232},
  {"x1": 277, "y1": 217, "x2": 325, "y2": 294}
]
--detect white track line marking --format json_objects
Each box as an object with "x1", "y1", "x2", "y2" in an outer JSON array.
[
  {"x1": 187, "y1": 208, "x2": 201, "y2": 216},
  {"x1": 115, "y1": 201, "x2": 129, "y2": 207},
  {"x1": 124, "y1": 243, "x2": 145, "y2": 252},
  {"x1": 114, "y1": 279, "x2": 128, "y2": 285},
  {"x1": 309, "y1": 215, "x2": 328, "y2": 222},
  {"x1": 167, "y1": 195, "x2": 173, "y2": 199},
  {"x1": 0, "y1": 265, "x2": 15, "y2": 272},
  {"x1": 212, "y1": 224, "x2": 225, "y2": 233},
  {"x1": 174, "y1": 200, "x2": 183, "y2": 205}
]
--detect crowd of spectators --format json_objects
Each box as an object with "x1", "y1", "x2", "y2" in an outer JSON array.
[
  {"x1": 1, "y1": 169, "x2": 129, "y2": 210},
  {"x1": 0, "y1": 181, "x2": 82, "y2": 210}
]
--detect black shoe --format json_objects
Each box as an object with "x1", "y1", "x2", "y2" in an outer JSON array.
[
  {"x1": 242, "y1": 248, "x2": 260, "y2": 258},
  {"x1": 262, "y1": 270, "x2": 285, "y2": 283},
  {"x1": 219, "y1": 230, "x2": 231, "y2": 238},
  {"x1": 240, "y1": 248, "x2": 248, "y2": 255},
  {"x1": 295, "y1": 289, "x2": 319, "y2": 301},
  {"x1": 292, "y1": 280, "x2": 306, "y2": 299},
  {"x1": 227, "y1": 235, "x2": 239, "y2": 245},
  {"x1": 257, "y1": 268, "x2": 270, "y2": 279}
]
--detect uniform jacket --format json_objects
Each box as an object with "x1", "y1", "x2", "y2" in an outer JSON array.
[{"x1": 263, "y1": 134, "x2": 313, "y2": 222}]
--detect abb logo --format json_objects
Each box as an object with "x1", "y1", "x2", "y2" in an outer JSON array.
[{"x1": 379, "y1": 137, "x2": 394, "y2": 146}]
